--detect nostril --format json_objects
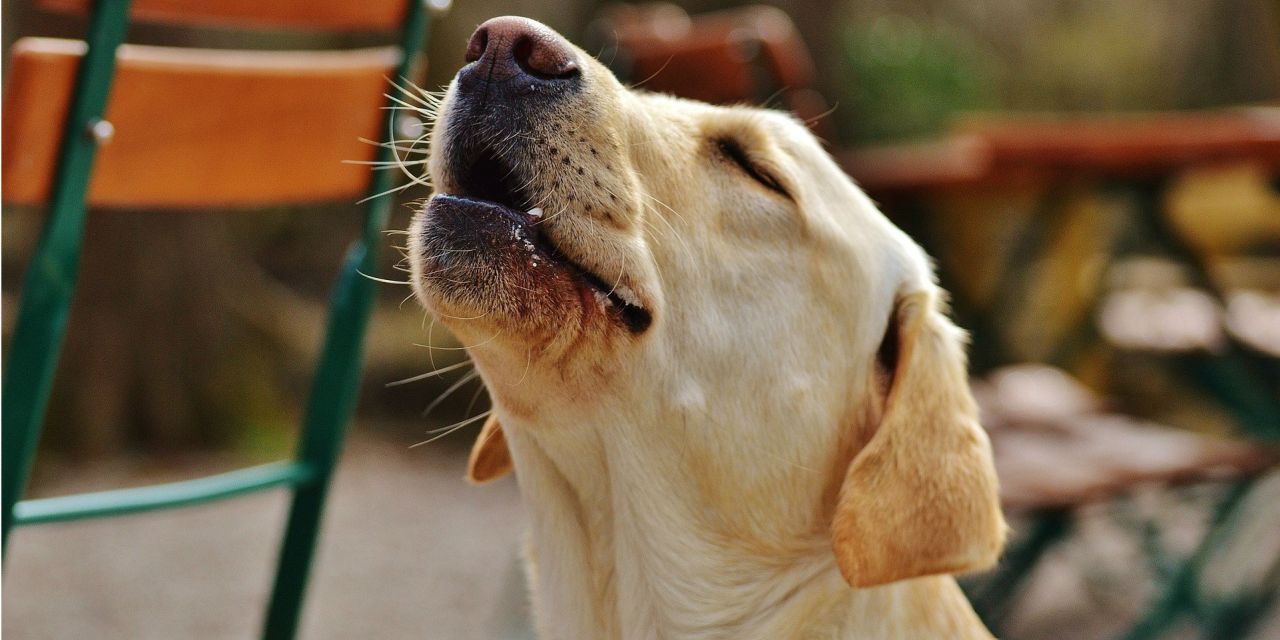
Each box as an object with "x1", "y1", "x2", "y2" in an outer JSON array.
[
  {"x1": 512, "y1": 35, "x2": 580, "y2": 80},
  {"x1": 464, "y1": 27, "x2": 488, "y2": 63},
  {"x1": 511, "y1": 37, "x2": 534, "y2": 72},
  {"x1": 462, "y1": 17, "x2": 582, "y2": 84}
]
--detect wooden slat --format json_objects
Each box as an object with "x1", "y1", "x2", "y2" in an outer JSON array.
[
  {"x1": 37, "y1": 0, "x2": 411, "y2": 32},
  {"x1": 842, "y1": 109, "x2": 1280, "y2": 194},
  {"x1": 2, "y1": 38, "x2": 404, "y2": 208},
  {"x1": 960, "y1": 110, "x2": 1280, "y2": 176}
]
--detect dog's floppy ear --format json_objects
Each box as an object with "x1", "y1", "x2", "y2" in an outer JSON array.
[
  {"x1": 831, "y1": 290, "x2": 1005, "y2": 588},
  {"x1": 467, "y1": 414, "x2": 514, "y2": 484}
]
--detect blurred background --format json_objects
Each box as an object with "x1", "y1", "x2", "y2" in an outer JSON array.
[{"x1": 3, "y1": 0, "x2": 1279, "y2": 638}]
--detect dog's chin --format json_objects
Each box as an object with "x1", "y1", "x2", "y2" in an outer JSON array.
[{"x1": 411, "y1": 194, "x2": 651, "y2": 349}]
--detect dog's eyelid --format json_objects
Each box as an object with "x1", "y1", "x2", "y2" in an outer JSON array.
[{"x1": 713, "y1": 137, "x2": 792, "y2": 200}]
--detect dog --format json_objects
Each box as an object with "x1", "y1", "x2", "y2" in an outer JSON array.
[{"x1": 407, "y1": 16, "x2": 1006, "y2": 639}]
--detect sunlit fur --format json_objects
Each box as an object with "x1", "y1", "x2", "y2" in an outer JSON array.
[{"x1": 407, "y1": 18, "x2": 1005, "y2": 639}]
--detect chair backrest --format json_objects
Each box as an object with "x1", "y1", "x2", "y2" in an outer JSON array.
[
  {"x1": 2, "y1": 1, "x2": 436, "y2": 638},
  {"x1": 593, "y1": 3, "x2": 832, "y2": 137},
  {"x1": 3, "y1": 38, "x2": 399, "y2": 207},
  {"x1": 3, "y1": 0, "x2": 433, "y2": 209}
]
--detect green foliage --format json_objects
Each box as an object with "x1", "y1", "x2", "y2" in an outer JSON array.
[{"x1": 836, "y1": 14, "x2": 996, "y2": 143}]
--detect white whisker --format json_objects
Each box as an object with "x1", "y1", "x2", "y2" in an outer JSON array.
[
  {"x1": 422, "y1": 370, "x2": 482, "y2": 417},
  {"x1": 409, "y1": 410, "x2": 493, "y2": 448},
  {"x1": 358, "y1": 270, "x2": 412, "y2": 285},
  {"x1": 463, "y1": 381, "x2": 489, "y2": 418},
  {"x1": 386, "y1": 359, "x2": 474, "y2": 387}
]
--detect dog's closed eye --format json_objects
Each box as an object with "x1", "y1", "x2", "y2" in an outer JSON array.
[{"x1": 714, "y1": 137, "x2": 791, "y2": 199}]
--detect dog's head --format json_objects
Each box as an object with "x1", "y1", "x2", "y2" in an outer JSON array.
[{"x1": 408, "y1": 16, "x2": 1004, "y2": 588}]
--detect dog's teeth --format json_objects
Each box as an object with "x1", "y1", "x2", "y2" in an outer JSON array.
[
  {"x1": 614, "y1": 285, "x2": 641, "y2": 308},
  {"x1": 527, "y1": 207, "x2": 543, "y2": 219}
]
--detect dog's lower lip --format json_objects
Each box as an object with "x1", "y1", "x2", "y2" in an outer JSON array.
[
  {"x1": 431, "y1": 193, "x2": 652, "y2": 333},
  {"x1": 442, "y1": 130, "x2": 651, "y2": 332}
]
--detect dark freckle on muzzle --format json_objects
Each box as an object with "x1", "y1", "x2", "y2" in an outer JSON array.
[
  {"x1": 445, "y1": 17, "x2": 586, "y2": 185},
  {"x1": 416, "y1": 17, "x2": 653, "y2": 341}
]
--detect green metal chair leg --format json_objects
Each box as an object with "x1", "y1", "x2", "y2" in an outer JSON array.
[
  {"x1": 1, "y1": 0, "x2": 133, "y2": 554},
  {"x1": 1121, "y1": 480, "x2": 1257, "y2": 640},
  {"x1": 260, "y1": 239, "x2": 381, "y2": 640},
  {"x1": 259, "y1": 5, "x2": 431, "y2": 637}
]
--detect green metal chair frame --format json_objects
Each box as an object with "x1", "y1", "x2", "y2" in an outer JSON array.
[{"x1": 1, "y1": 1, "x2": 432, "y2": 637}]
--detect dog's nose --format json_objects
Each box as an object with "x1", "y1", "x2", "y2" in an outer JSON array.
[{"x1": 463, "y1": 16, "x2": 580, "y2": 84}]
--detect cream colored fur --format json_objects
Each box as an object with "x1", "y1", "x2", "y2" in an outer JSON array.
[{"x1": 408, "y1": 17, "x2": 1005, "y2": 639}]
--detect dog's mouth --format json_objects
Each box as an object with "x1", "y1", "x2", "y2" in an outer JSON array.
[{"x1": 437, "y1": 146, "x2": 652, "y2": 334}]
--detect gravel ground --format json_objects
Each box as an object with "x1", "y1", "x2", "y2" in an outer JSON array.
[{"x1": 3, "y1": 430, "x2": 528, "y2": 640}]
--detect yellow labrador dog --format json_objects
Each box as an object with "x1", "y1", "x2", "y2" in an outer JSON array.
[{"x1": 408, "y1": 16, "x2": 1006, "y2": 639}]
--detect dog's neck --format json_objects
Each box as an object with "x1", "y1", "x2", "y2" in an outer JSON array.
[{"x1": 498, "y1": 388, "x2": 991, "y2": 640}]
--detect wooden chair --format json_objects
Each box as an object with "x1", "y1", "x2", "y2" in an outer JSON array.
[{"x1": 1, "y1": 1, "x2": 438, "y2": 637}]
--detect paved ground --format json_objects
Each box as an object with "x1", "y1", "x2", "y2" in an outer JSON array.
[{"x1": 4, "y1": 430, "x2": 528, "y2": 640}]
